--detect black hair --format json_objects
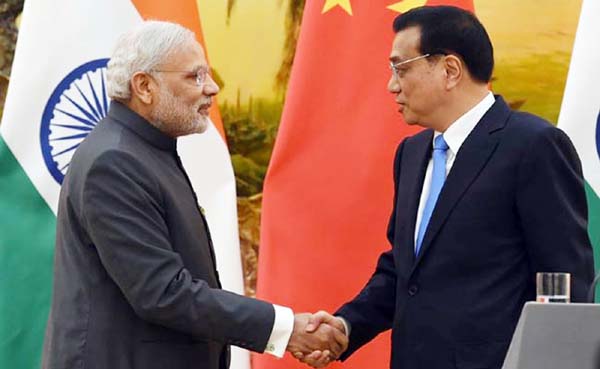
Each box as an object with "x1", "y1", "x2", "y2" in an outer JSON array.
[{"x1": 392, "y1": 6, "x2": 494, "y2": 83}]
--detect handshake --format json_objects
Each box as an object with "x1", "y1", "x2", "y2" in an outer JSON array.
[{"x1": 285, "y1": 311, "x2": 348, "y2": 368}]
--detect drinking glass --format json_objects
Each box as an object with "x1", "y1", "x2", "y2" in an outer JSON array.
[{"x1": 536, "y1": 272, "x2": 570, "y2": 303}]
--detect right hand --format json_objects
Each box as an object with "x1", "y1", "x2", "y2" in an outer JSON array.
[
  {"x1": 305, "y1": 310, "x2": 346, "y2": 336},
  {"x1": 286, "y1": 312, "x2": 348, "y2": 365},
  {"x1": 289, "y1": 311, "x2": 348, "y2": 368}
]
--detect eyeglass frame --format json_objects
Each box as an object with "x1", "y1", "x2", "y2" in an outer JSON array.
[
  {"x1": 389, "y1": 53, "x2": 441, "y2": 79},
  {"x1": 150, "y1": 67, "x2": 211, "y2": 87}
]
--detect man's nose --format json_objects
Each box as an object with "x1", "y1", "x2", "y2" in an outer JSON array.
[
  {"x1": 387, "y1": 74, "x2": 400, "y2": 94},
  {"x1": 203, "y1": 74, "x2": 220, "y2": 96}
]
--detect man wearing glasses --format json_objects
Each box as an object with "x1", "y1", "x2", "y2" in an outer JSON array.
[
  {"x1": 42, "y1": 21, "x2": 347, "y2": 369},
  {"x1": 300, "y1": 5, "x2": 593, "y2": 369}
]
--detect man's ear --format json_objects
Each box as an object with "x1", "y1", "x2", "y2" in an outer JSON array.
[
  {"x1": 130, "y1": 71, "x2": 155, "y2": 105},
  {"x1": 443, "y1": 54, "x2": 462, "y2": 90}
]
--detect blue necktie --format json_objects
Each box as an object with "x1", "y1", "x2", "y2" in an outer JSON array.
[{"x1": 415, "y1": 134, "x2": 449, "y2": 255}]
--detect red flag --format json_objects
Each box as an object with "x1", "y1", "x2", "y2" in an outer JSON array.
[{"x1": 257, "y1": 1, "x2": 473, "y2": 369}]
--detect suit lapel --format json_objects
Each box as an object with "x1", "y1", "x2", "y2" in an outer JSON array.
[{"x1": 410, "y1": 96, "x2": 511, "y2": 271}]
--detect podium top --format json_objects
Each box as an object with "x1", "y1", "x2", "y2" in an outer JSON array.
[{"x1": 502, "y1": 302, "x2": 600, "y2": 369}]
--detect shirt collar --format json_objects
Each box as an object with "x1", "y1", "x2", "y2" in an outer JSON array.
[
  {"x1": 107, "y1": 100, "x2": 177, "y2": 152},
  {"x1": 433, "y1": 92, "x2": 495, "y2": 155}
]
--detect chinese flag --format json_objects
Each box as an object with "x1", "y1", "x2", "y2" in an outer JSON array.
[{"x1": 257, "y1": 1, "x2": 473, "y2": 369}]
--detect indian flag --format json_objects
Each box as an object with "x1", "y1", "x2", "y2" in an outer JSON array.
[
  {"x1": 557, "y1": 0, "x2": 600, "y2": 285},
  {"x1": 0, "y1": 1, "x2": 249, "y2": 368}
]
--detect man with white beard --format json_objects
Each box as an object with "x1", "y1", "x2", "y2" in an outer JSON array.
[{"x1": 41, "y1": 21, "x2": 347, "y2": 369}]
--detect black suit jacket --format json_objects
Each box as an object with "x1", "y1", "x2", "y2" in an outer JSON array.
[
  {"x1": 42, "y1": 102, "x2": 275, "y2": 369},
  {"x1": 336, "y1": 96, "x2": 594, "y2": 369}
]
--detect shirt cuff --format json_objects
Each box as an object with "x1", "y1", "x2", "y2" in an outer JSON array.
[
  {"x1": 337, "y1": 316, "x2": 351, "y2": 337},
  {"x1": 263, "y1": 304, "x2": 294, "y2": 358}
]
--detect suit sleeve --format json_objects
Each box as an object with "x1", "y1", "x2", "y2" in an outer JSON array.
[
  {"x1": 335, "y1": 140, "x2": 406, "y2": 359},
  {"x1": 516, "y1": 125, "x2": 594, "y2": 301},
  {"x1": 81, "y1": 150, "x2": 275, "y2": 352}
]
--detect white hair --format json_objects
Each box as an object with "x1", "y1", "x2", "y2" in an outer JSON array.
[{"x1": 106, "y1": 20, "x2": 197, "y2": 101}]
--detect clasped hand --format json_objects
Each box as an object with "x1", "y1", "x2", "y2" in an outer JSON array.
[{"x1": 286, "y1": 311, "x2": 348, "y2": 368}]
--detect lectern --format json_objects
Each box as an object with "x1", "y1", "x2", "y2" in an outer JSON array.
[{"x1": 502, "y1": 302, "x2": 600, "y2": 369}]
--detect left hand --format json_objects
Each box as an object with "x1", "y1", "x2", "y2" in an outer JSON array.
[
  {"x1": 292, "y1": 311, "x2": 348, "y2": 368},
  {"x1": 286, "y1": 312, "x2": 347, "y2": 362}
]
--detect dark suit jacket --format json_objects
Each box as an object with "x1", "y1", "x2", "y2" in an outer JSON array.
[
  {"x1": 42, "y1": 102, "x2": 275, "y2": 369},
  {"x1": 336, "y1": 96, "x2": 594, "y2": 369}
]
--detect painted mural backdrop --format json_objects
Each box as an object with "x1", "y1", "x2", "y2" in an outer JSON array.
[
  {"x1": 0, "y1": 1, "x2": 22, "y2": 118},
  {"x1": 0, "y1": 0, "x2": 586, "y2": 296}
]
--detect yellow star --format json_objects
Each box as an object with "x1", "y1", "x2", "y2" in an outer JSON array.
[
  {"x1": 387, "y1": 0, "x2": 427, "y2": 13},
  {"x1": 322, "y1": 0, "x2": 353, "y2": 15}
]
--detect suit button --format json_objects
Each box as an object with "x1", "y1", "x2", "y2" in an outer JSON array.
[{"x1": 408, "y1": 285, "x2": 418, "y2": 296}]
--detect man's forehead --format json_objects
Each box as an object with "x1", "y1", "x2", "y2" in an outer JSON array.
[
  {"x1": 194, "y1": 41, "x2": 206, "y2": 57},
  {"x1": 180, "y1": 40, "x2": 205, "y2": 57},
  {"x1": 390, "y1": 26, "x2": 421, "y2": 60},
  {"x1": 163, "y1": 41, "x2": 207, "y2": 66}
]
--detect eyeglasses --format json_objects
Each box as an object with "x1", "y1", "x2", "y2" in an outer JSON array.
[
  {"x1": 389, "y1": 53, "x2": 431, "y2": 79},
  {"x1": 151, "y1": 67, "x2": 211, "y2": 86}
]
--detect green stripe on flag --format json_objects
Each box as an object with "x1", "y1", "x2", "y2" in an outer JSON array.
[
  {"x1": 586, "y1": 182, "x2": 600, "y2": 259},
  {"x1": 0, "y1": 135, "x2": 56, "y2": 368},
  {"x1": 584, "y1": 181, "x2": 600, "y2": 302}
]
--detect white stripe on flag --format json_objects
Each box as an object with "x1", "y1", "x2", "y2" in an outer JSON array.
[{"x1": 557, "y1": 0, "x2": 600, "y2": 195}]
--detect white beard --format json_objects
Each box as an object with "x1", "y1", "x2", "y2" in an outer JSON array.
[{"x1": 150, "y1": 86, "x2": 208, "y2": 137}]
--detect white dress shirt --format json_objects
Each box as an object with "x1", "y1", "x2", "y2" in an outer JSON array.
[
  {"x1": 263, "y1": 304, "x2": 295, "y2": 357},
  {"x1": 414, "y1": 92, "x2": 496, "y2": 248}
]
